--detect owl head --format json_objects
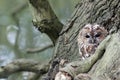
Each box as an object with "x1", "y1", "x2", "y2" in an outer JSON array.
[
  {"x1": 78, "y1": 23, "x2": 108, "y2": 59},
  {"x1": 79, "y1": 23, "x2": 108, "y2": 45}
]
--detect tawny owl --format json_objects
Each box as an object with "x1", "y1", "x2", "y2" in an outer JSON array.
[{"x1": 77, "y1": 23, "x2": 108, "y2": 59}]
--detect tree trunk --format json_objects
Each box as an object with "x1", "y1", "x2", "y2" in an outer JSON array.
[
  {"x1": 54, "y1": 0, "x2": 120, "y2": 61},
  {"x1": 29, "y1": 0, "x2": 120, "y2": 80},
  {"x1": 49, "y1": 0, "x2": 120, "y2": 80}
]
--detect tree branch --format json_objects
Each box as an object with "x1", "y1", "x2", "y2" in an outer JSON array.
[
  {"x1": 11, "y1": 3, "x2": 28, "y2": 26},
  {"x1": 28, "y1": 0, "x2": 63, "y2": 44},
  {"x1": 26, "y1": 44, "x2": 53, "y2": 53},
  {"x1": 27, "y1": 73, "x2": 41, "y2": 80},
  {"x1": 0, "y1": 59, "x2": 49, "y2": 78}
]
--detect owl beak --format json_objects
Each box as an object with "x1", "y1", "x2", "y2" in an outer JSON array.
[
  {"x1": 89, "y1": 36, "x2": 97, "y2": 44},
  {"x1": 89, "y1": 39, "x2": 95, "y2": 44}
]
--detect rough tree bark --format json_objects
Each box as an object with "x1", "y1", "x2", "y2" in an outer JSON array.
[
  {"x1": 29, "y1": 0, "x2": 120, "y2": 80},
  {"x1": 0, "y1": 0, "x2": 119, "y2": 80}
]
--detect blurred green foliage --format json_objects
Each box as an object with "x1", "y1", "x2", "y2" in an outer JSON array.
[
  {"x1": 0, "y1": 0, "x2": 79, "y2": 80},
  {"x1": 49, "y1": 0, "x2": 80, "y2": 23}
]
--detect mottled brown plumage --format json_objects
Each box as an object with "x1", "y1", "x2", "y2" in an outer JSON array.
[{"x1": 77, "y1": 23, "x2": 108, "y2": 59}]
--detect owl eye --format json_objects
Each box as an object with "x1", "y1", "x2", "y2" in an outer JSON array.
[
  {"x1": 85, "y1": 35, "x2": 90, "y2": 38},
  {"x1": 95, "y1": 33, "x2": 101, "y2": 37}
]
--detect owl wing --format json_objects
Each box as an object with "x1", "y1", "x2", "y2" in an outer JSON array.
[{"x1": 77, "y1": 35, "x2": 85, "y2": 59}]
